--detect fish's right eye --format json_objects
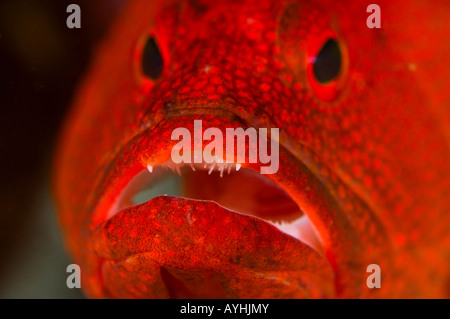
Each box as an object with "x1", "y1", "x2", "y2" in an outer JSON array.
[{"x1": 141, "y1": 37, "x2": 164, "y2": 80}]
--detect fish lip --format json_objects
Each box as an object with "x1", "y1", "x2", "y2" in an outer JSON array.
[
  {"x1": 88, "y1": 113, "x2": 337, "y2": 233},
  {"x1": 85, "y1": 113, "x2": 351, "y2": 296},
  {"x1": 93, "y1": 195, "x2": 335, "y2": 298}
]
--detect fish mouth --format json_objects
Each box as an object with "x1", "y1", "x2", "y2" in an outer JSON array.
[
  {"x1": 107, "y1": 163, "x2": 323, "y2": 253},
  {"x1": 89, "y1": 114, "x2": 342, "y2": 298}
]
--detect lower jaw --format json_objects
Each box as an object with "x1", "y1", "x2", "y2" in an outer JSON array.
[
  {"x1": 85, "y1": 115, "x2": 346, "y2": 298},
  {"x1": 93, "y1": 195, "x2": 334, "y2": 298}
]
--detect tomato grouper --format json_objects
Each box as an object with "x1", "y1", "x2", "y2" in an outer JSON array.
[{"x1": 53, "y1": 0, "x2": 450, "y2": 298}]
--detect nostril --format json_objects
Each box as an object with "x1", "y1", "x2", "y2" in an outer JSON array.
[{"x1": 163, "y1": 100, "x2": 175, "y2": 111}]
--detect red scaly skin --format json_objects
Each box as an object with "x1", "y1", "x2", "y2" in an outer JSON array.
[{"x1": 54, "y1": 0, "x2": 450, "y2": 298}]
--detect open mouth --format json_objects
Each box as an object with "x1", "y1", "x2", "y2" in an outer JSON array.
[
  {"x1": 107, "y1": 159, "x2": 324, "y2": 255},
  {"x1": 91, "y1": 116, "x2": 336, "y2": 298}
]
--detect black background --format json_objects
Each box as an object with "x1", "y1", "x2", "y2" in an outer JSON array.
[{"x1": 0, "y1": 0, "x2": 123, "y2": 298}]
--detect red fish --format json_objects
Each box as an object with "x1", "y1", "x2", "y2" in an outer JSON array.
[{"x1": 53, "y1": 0, "x2": 450, "y2": 298}]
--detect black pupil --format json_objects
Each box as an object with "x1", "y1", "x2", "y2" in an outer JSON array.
[
  {"x1": 313, "y1": 39, "x2": 341, "y2": 84},
  {"x1": 142, "y1": 37, "x2": 163, "y2": 80}
]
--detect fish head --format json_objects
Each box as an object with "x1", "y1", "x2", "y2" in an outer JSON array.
[{"x1": 54, "y1": 0, "x2": 450, "y2": 298}]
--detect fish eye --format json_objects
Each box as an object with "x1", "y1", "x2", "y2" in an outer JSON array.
[
  {"x1": 306, "y1": 37, "x2": 347, "y2": 103},
  {"x1": 313, "y1": 39, "x2": 341, "y2": 84},
  {"x1": 141, "y1": 37, "x2": 164, "y2": 80}
]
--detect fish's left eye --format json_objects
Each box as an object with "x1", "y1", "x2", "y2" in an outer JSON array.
[
  {"x1": 306, "y1": 36, "x2": 348, "y2": 103},
  {"x1": 313, "y1": 39, "x2": 341, "y2": 84}
]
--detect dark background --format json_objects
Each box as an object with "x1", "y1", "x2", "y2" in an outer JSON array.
[{"x1": 0, "y1": 0, "x2": 124, "y2": 298}]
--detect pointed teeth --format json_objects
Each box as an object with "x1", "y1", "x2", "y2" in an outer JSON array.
[
  {"x1": 208, "y1": 162, "x2": 216, "y2": 175},
  {"x1": 147, "y1": 161, "x2": 243, "y2": 175}
]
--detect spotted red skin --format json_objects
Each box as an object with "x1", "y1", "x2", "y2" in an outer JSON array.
[
  {"x1": 54, "y1": 0, "x2": 450, "y2": 298},
  {"x1": 93, "y1": 196, "x2": 333, "y2": 298}
]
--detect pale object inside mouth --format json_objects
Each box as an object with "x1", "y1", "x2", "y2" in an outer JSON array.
[{"x1": 107, "y1": 159, "x2": 324, "y2": 255}]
